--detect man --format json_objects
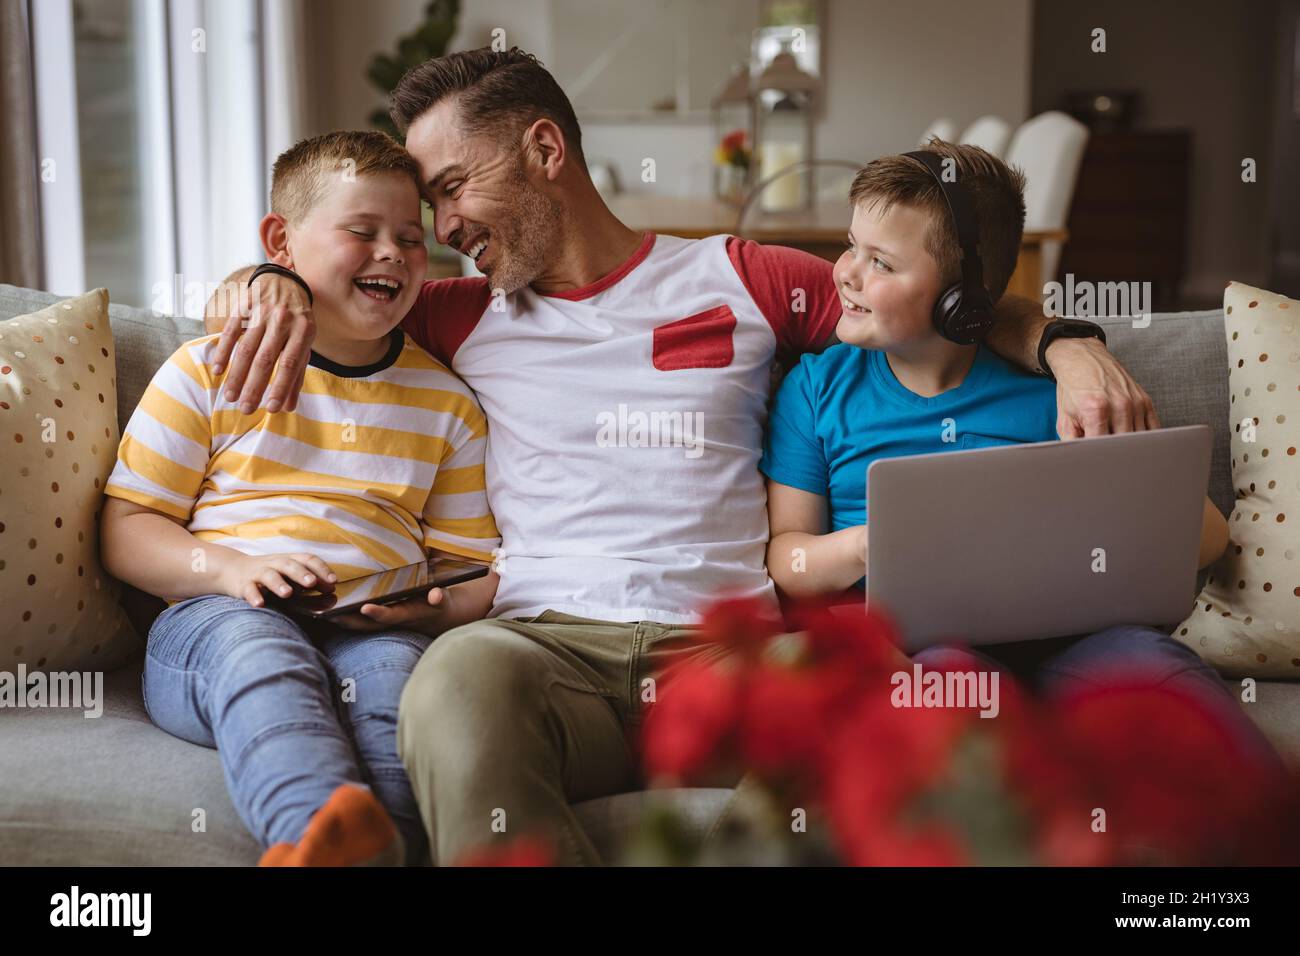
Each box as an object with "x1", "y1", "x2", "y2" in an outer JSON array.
[{"x1": 206, "y1": 47, "x2": 1160, "y2": 864}]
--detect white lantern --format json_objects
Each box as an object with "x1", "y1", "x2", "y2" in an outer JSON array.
[{"x1": 753, "y1": 51, "x2": 818, "y2": 213}]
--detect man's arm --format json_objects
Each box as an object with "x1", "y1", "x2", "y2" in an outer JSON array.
[
  {"x1": 203, "y1": 267, "x2": 314, "y2": 415},
  {"x1": 983, "y1": 293, "x2": 1160, "y2": 439},
  {"x1": 203, "y1": 265, "x2": 255, "y2": 334}
]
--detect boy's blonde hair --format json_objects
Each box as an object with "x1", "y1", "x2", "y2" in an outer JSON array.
[
  {"x1": 848, "y1": 139, "x2": 1027, "y2": 303},
  {"x1": 270, "y1": 130, "x2": 422, "y2": 225}
]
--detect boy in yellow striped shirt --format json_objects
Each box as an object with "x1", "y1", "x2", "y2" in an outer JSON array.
[{"x1": 100, "y1": 130, "x2": 500, "y2": 866}]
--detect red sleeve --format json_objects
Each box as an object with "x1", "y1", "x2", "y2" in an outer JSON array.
[
  {"x1": 726, "y1": 236, "x2": 840, "y2": 364},
  {"x1": 401, "y1": 277, "x2": 491, "y2": 367}
]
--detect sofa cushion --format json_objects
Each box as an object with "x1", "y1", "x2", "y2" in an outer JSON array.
[
  {"x1": 0, "y1": 283, "x2": 204, "y2": 433},
  {"x1": 0, "y1": 654, "x2": 733, "y2": 865},
  {"x1": 1177, "y1": 283, "x2": 1299, "y2": 677},
  {"x1": 0, "y1": 655, "x2": 261, "y2": 865},
  {"x1": 1098, "y1": 309, "x2": 1234, "y2": 518},
  {"x1": 0, "y1": 289, "x2": 139, "y2": 672}
]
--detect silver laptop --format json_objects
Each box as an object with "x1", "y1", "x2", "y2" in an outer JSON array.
[{"x1": 866, "y1": 425, "x2": 1211, "y2": 652}]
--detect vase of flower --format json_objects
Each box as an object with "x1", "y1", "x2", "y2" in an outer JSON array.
[{"x1": 714, "y1": 129, "x2": 753, "y2": 206}]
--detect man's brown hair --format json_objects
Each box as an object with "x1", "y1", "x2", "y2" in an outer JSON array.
[
  {"x1": 848, "y1": 139, "x2": 1027, "y2": 303},
  {"x1": 270, "y1": 129, "x2": 422, "y2": 225},
  {"x1": 389, "y1": 46, "x2": 585, "y2": 166}
]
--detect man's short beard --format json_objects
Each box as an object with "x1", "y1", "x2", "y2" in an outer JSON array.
[{"x1": 489, "y1": 160, "x2": 562, "y2": 295}]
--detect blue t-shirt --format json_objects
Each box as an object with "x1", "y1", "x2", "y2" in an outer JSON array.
[{"x1": 759, "y1": 343, "x2": 1058, "y2": 534}]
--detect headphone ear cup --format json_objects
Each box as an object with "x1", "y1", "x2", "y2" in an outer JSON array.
[
  {"x1": 964, "y1": 288, "x2": 996, "y2": 342},
  {"x1": 932, "y1": 282, "x2": 966, "y2": 340},
  {"x1": 935, "y1": 285, "x2": 995, "y2": 344}
]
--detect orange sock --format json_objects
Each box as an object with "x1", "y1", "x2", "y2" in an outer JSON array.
[
  {"x1": 258, "y1": 843, "x2": 295, "y2": 867},
  {"x1": 278, "y1": 785, "x2": 404, "y2": 867}
]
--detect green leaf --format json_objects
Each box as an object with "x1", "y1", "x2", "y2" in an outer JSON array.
[{"x1": 364, "y1": 0, "x2": 462, "y2": 119}]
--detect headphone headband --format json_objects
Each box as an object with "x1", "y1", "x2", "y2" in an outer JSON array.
[
  {"x1": 901, "y1": 149, "x2": 993, "y2": 344},
  {"x1": 902, "y1": 150, "x2": 985, "y2": 292}
]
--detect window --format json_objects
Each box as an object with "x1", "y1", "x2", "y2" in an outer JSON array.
[{"x1": 33, "y1": 0, "x2": 301, "y2": 315}]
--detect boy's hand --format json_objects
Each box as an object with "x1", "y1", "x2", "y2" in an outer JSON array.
[
  {"x1": 333, "y1": 586, "x2": 452, "y2": 634},
  {"x1": 221, "y1": 552, "x2": 337, "y2": 608},
  {"x1": 211, "y1": 273, "x2": 315, "y2": 415}
]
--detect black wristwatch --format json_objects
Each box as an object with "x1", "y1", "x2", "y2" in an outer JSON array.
[{"x1": 1036, "y1": 318, "x2": 1106, "y2": 381}]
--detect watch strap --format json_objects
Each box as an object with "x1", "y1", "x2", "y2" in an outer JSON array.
[{"x1": 248, "y1": 263, "x2": 314, "y2": 306}]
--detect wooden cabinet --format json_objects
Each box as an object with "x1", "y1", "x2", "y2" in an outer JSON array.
[{"x1": 1058, "y1": 130, "x2": 1191, "y2": 310}]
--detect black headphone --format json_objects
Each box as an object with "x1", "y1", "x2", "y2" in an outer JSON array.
[{"x1": 901, "y1": 150, "x2": 994, "y2": 344}]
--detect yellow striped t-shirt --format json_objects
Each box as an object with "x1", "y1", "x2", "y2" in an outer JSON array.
[{"x1": 105, "y1": 329, "x2": 500, "y2": 580}]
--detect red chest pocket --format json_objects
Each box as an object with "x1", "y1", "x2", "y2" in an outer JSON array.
[{"x1": 652, "y1": 305, "x2": 737, "y2": 371}]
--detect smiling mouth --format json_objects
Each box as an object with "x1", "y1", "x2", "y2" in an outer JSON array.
[
  {"x1": 354, "y1": 276, "x2": 403, "y2": 302},
  {"x1": 463, "y1": 232, "x2": 489, "y2": 266},
  {"x1": 841, "y1": 297, "x2": 870, "y2": 314}
]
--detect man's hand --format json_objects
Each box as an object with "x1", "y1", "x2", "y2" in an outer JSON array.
[
  {"x1": 333, "y1": 586, "x2": 452, "y2": 635},
  {"x1": 1048, "y1": 337, "x2": 1160, "y2": 439},
  {"x1": 208, "y1": 271, "x2": 315, "y2": 415},
  {"x1": 983, "y1": 294, "x2": 1159, "y2": 438},
  {"x1": 334, "y1": 570, "x2": 498, "y2": 637}
]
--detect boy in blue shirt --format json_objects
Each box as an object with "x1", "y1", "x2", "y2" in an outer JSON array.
[{"x1": 758, "y1": 142, "x2": 1268, "y2": 726}]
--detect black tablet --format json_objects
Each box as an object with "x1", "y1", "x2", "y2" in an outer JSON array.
[{"x1": 272, "y1": 555, "x2": 491, "y2": 620}]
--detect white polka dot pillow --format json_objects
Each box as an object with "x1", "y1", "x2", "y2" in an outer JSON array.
[
  {"x1": 0, "y1": 288, "x2": 138, "y2": 671},
  {"x1": 1176, "y1": 282, "x2": 1299, "y2": 677}
]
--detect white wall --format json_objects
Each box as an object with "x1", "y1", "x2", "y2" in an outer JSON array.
[
  {"x1": 817, "y1": 0, "x2": 1031, "y2": 164},
  {"x1": 308, "y1": 0, "x2": 1033, "y2": 198},
  {"x1": 307, "y1": 0, "x2": 554, "y2": 138}
]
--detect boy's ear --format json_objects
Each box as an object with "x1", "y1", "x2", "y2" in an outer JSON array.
[{"x1": 259, "y1": 213, "x2": 294, "y2": 269}]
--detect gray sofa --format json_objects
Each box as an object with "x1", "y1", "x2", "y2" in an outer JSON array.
[{"x1": 1, "y1": 282, "x2": 1297, "y2": 866}]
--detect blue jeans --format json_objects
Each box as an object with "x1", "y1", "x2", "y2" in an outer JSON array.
[
  {"x1": 913, "y1": 624, "x2": 1282, "y2": 768},
  {"x1": 143, "y1": 595, "x2": 432, "y2": 864}
]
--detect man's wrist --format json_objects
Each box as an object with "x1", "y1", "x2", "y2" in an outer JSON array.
[
  {"x1": 1037, "y1": 318, "x2": 1107, "y2": 381},
  {"x1": 1044, "y1": 333, "x2": 1109, "y2": 372},
  {"x1": 249, "y1": 263, "x2": 314, "y2": 306}
]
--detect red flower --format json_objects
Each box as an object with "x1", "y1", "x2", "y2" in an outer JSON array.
[
  {"x1": 642, "y1": 658, "x2": 744, "y2": 780},
  {"x1": 738, "y1": 662, "x2": 853, "y2": 778},
  {"x1": 720, "y1": 129, "x2": 748, "y2": 152},
  {"x1": 820, "y1": 686, "x2": 977, "y2": 863},
  {"x1": 640, "y1": 595, "x2": 1300, "y2": 867},
  {"x1": 1045, "y1": 673, "x2": 1292, "y2": 865},
  {"x1": 697, "y1": 596, "x2": 783, "y2": 661},
  {"x1": 452, "y1": 836, "x2": 554, "y2": 867},
  {"x1": 786, "y1": 601, "x2": 909, "y2": 673}
]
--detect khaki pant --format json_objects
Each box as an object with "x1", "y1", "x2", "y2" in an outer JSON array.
[{"x1": 396, "y1": 609, "x2": 737, "y2": 865}]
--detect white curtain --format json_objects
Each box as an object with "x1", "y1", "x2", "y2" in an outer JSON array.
[{"x1": 29, "y1": 0, "x2": 312, "y2": 315}]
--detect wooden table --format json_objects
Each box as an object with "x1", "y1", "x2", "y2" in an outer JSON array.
[{"x1": 609, "y1": 194, "x2": 1066, "y2": 302}]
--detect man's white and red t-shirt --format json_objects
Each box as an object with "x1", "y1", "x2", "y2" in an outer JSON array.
[{"x1": 403, "y1": 231, "x2": 839, "y2": 624}]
